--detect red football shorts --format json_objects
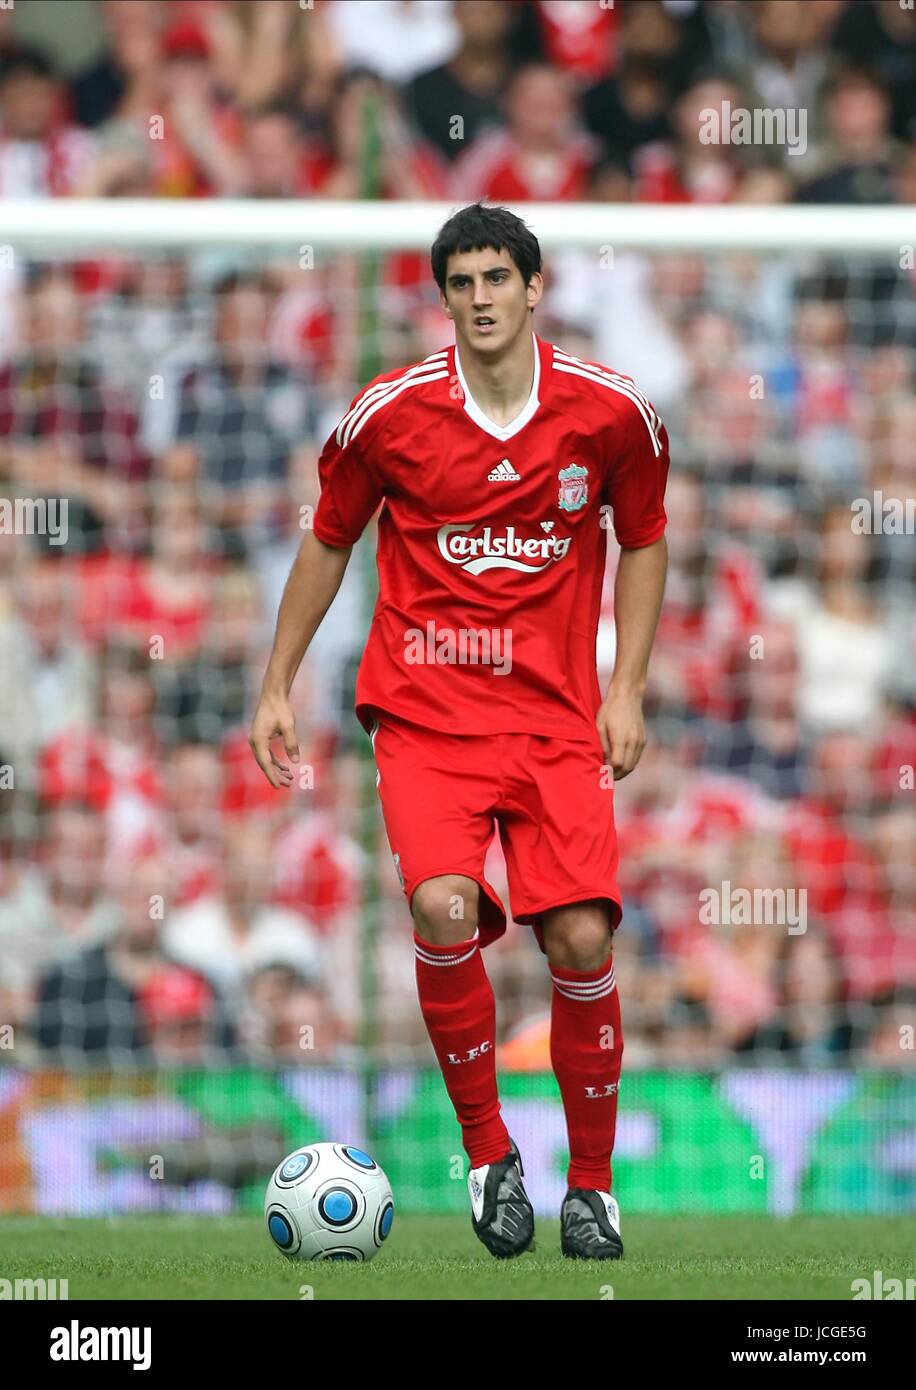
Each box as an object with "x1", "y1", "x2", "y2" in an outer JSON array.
[{"x1": 369, "y1": 712, "x2": 622, "y2": 951}]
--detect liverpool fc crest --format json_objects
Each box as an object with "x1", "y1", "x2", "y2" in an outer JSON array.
[{"x1": 558, "y1": 462, "x2": 588, "y2": 512}]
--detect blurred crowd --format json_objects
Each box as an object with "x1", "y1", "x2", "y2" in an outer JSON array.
[
  {"x1": 0, "y1": 0, "x2": 914, "y2": 204},
  {"x1": 0, "y1": 0, "x2": 913, "y2": 1070}
]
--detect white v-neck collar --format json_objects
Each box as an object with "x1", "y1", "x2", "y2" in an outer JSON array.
[{"x1": 453, "y1": 332, "x2": 541, "y2": 440}]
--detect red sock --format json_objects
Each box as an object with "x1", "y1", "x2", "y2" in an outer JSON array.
[
  {"x1": 414, "y1": 929, "x2": 510, "y2": 1169},
  {"x1": 550, "y1": 955, "x2": 623, "y2": 1192}
]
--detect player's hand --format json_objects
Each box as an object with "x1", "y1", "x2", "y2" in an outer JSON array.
[
  {"x1": 249, "y1": 689, "x2": 299, "y2": 788},
  {"x1": 596, "y1": 686, "x2": 646, "y2": 781}
]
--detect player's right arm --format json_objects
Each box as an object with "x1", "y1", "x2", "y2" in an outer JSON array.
[
  {"x1": 249, "y1": 394, "x2": 385, "y2": 788},
  {"x1": 249, "y1": 532, "x2": 353, "y2": 787}
]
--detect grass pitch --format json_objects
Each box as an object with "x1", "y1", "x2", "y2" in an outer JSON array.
[{"x1": 0, "y1": 1214, "x2": 908, "y2": 1300}]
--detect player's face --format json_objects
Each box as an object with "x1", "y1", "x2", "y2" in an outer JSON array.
[{"x1": 440, "y1": 249, "x2": 541, "y2": 355}]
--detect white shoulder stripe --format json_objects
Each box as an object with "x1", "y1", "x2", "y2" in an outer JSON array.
[
  {"x1": 553, "y1": 346, "x2": 656, "y2": 412},
  {"x1": 553, "y1": 348, "x2": 661, "y2": 440},
  {"x1": 336, "y1": 352, "x2": 449, "y2": 447},
  {"x1": 336, "y1": 353, "x2": 448, "y2": 445},
  {"x1": 552, "y1": 362, "x2": 662, "y2": 456},
  {"x1": 342, "y1": 367, "x2": 450, "y2": 445}
]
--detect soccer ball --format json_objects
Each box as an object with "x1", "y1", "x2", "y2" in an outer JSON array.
[{"x1": 265, "y1": 1142, "x2": 394, "y2": 1261}]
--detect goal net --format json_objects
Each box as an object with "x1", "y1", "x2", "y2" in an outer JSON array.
[{"x1": 0, "y1": 200, "x2": 913, "y2": 1216}]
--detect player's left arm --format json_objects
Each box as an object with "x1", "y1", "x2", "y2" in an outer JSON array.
[
  {"x1": 598, "y1": 393, "x2": 671, "y2": 779},
  {"x1": 597, "y1": 535, "x2": 668, "y2": 779}
]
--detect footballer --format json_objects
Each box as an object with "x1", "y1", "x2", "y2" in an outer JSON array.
[{"x1": 250, "y1": 203, "x2": 670, "y2": 1260}]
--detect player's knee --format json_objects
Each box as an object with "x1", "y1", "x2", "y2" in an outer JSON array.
[
  {"x1": 411, "y1": 875, "x2": 479, "y2": 944},
  {"x1": 542, "y1": 901, "x2": 614, "y2": 971}
]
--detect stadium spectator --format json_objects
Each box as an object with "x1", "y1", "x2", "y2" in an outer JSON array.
[
  {"x1": 776, "y1": 505, "x2": 892, "y2": 735},
  {"x1": 742, "y1": 0, "x2": 831, "y2": 157},
  {"x1": 87, "y1": 257, "x2": 212, "y2": 408},
  {"x1": 871, "y1": 703, "x2": 916, "y2": 809},
  {"x1": 242, "y1": 949, "x2": 344, "y2": 1062},
  {"x1": 704, "y1": 618, "x2": 807, "y2": 801},
  {"x1": 582, "y1": 56, "x2": 672, "y2": 170},
  {"x1": 139, "y1": 962, "x2": 226, "y2": 1065},
  {"x1": 30, "y1": 850, "x2": 235, "y2": 1062},
  {"x1": 173, "y1": 271, "x2": 315, "y2": 559},
  {"x1": 730, "y1": 159, "x2": 794, "y2": 205},
  {"x1": 580, "y1": 0, "x2": 718, "y2": 170},
  {"x1": 69, "y1": 0, "x2": 162, "y2": 130},
  {"x1": 161, "y1": 741, "x2": 223, "y2": 909},
  {"x1": 798, "y1": 66, "x2": 901, "y2": 204},
  {"x1": 0, "y1": 555, "x2": 96, "y2": 792},
  {"x1": 316, "y1": 67, "x2": 447, "y2": 199},
  {"x1": 864, "y1": 393, "x2": 916, "y2": 600},
  {"x1": 645, "y1": 472, "x2": 765, "y2": 726},
  {"x1": 831, "y1": 0, "x2": 916, "y2": 144},
  {"x1": 544, "y1": 243, "x2": 691, "y2": 409},
  {"x1": 450, "y1": 63, "x2": 598, "y2": 201},
  {"x1": 80, "y1": 7, "x2": 246, "y2": 198},
  {"x1": 406, "y1": 0, "x2": 517, "y2": 163},
  {"x1": 743, "y1": 931, "x2": 855, "y2": 1062},
  {"x1": 616, "y1": 0, "x2": 713, "y2": 96},
  {"x1": 892, "y1": 133, "x2": 916, "y2": 206},
  {"x1": 680, "y1": 308, "x2": 742, "y2": 395},
  {"x1": 324, "y1": 0, "x2": 459, "y2": 86},
  {"x1": 870, "y1": 805, "x2": 916, "y2": 974},
  {"x1": 37, "y1": 643, "x2": 166, "y2": 877},
  {"x1": 0, "y1": 772, "x2": 26, "y2": 1039},
  {"x1": 674, "y1": 830, "x2": 788, "y2": 1053},
  {"x1": 153, "y1": 564, "x2": 261, "y2": 745},
  {"x1": 0, "y1": 3, "x2": 20, "y2": 77},
  {"x1": 0, "y1": 803, "x2": 116, "y2": 1033},
  {"x1": 271, "y1": 802, "x2": 363, "y2": 935},
  {"x1": 0, "y1": 268, "x2": 149, "y2": 555},
  {"x1": 781, "y1": 729, "x2": 908, "y2": 1001},
  {"x1": 0, "y1": 45, "x2": 95, "y2": 196},
  {"x1": 162, "y1": 815, "x2": 324, "y2": 997},
  {"x1": 237, "y1": 105, "x2": 317, "y2": 199},
  {"x1": 99, "y1": 640, "x2": 163, "y2": 830},
  {"x1": 652, "y1": 994, "x2": 721, "y2": 1067},
  {"x1": 202, "y1": 0, "x2": 323, "y2": 113},
  {"x1": 861, "y1": 988, "x2": 916, "y2": 1066},
  {"x1": 107, "y1": 485, "x2": 215, "y2": 664},
  {"x1": 527, "y1": 0, "x2": 620, "y2": 84},
  {"x1": 632, "y1": 71, "x2": 743, "y2": 203},
  {"x1": 766, "y1": 286, "x2": 862, "y2": 491},
  {"x1": 252, "y1": 442, "x2": 366, "y2": 739},
  {"x1": 614, "y1": 716, "x2": 773, "y2": 958}
]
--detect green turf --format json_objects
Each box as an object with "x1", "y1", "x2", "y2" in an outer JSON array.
[{"x1": 0, "y1": 1215, "x2": 910, "y2": 1300}]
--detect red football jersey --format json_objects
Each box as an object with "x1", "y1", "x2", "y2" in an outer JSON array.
[{"x1": 313, "y1": 333, "x2": 670, "y2": 743}]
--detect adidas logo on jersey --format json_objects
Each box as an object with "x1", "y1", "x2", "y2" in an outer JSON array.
[{"x1": 487, "y1": 459, "x2": 520, "y2": 481}]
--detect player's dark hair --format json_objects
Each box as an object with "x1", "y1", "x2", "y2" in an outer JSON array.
[{"x1": 431, "y1": 203, "x2": 542, "y2": 293}]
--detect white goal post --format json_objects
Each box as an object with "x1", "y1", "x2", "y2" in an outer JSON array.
[{"x1": 0, "y1": 198, "x2": 911, "y2": 253}]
